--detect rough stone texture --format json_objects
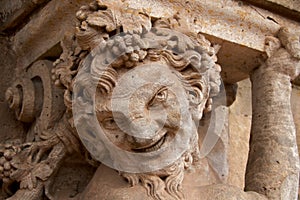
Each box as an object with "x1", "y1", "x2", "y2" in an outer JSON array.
[
  {"x1": 246, "y1": 68, "x2": 299, "y2": 199},
  {"x1": 267, "y1": 0, "x2": 300, "y2": 12},
  {"x1": 292, "y1": 86, "x2": 300, "y2": 156},
  {"x1": 243, "y1": 0, "x2": 300, "y2": 21},
  {"x1": 12, "y1": 0, "x2": 92, "y2": 74},
  {"x1": 121, "y1": 0, "x2": 300, "y2": 84},
  {"x1": 10, "y1": 0, "x2": 300, "y2": 83},
  {"x1": 0, "y1": 36, "x2": 26, "y2": 143},
  {"x1": 245, "y1": 28, "x2": 300, "y2": 199},
  {"x1": 228, "y1": 79, "x2": 252, "y2": 189},
  {"x1": 50, "y1": 156, "x2": 96, "y2": 200},
  {"x1": 80, "y1": 165, "x2": 268, "y2": 200},
  {"x1": 0, "y1": 0, "x2": 50, "y2": 32},
  {"x1": 0, "y1": 35, "x2": 26, "y2": 200},
  {"x1": 227, "y1": 80, "x2": 300, "y2": 191}
]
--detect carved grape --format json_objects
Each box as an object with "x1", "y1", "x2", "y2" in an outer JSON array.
[{"x1": 0, "y1": 143, "x2": 20, "y2": 182}]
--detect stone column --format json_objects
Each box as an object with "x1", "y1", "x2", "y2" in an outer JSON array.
[{"x1": 245, "y1": 28, "x2": 300, "y2": 199}]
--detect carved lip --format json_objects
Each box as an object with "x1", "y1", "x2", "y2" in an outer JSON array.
[{"x1": 132, "y1": 131, "x2": 168, "y2": 153}]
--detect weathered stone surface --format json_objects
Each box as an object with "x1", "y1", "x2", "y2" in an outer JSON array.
[
  {"x1": 12, "y1": 0, "x2": 91, "y2": 74},
  {"x1": 243, "y1": 0, "x2": 300, "y2": 21},
  {"x1": 110, "y1": 0, "x2": 300, "y2": 83},
  {"x1": 292, "y1": 86, "x2": 300, "y2": 156},
  {"x1": 246, "y1": 27, "x2": 300, "y2": 199},
  {"x1": 12, "y1": 0, "x2": 300, "y2": 83},
  {"x1": 0, "y1": 0, "x2": 49, "y2": 32},
  {"x1": 267, "y1": 0, "x2": 300, "y2": 12},
  {"x1": 0, "y1": 36, "x2": 26, "y2": 144},
  {"x1": 228, "y1": 79, "x2": 252, "y2": 189},
  {"x1": 50, "y1": 156, "x2": 96, "y2": 200}
]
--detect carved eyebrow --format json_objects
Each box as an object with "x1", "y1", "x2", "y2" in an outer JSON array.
[{"x1": 147, "y1": 86, "x2": 168, "y2": 106}]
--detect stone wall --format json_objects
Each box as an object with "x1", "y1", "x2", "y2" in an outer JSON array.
[
  {"x1": 228, "y1": 79, "x2": 252, "y2": 189},
  {"x1": 292, "y1": 86, "x2": 300, "y2": 155}
]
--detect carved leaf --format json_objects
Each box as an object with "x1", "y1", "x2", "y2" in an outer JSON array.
[
  {"x1": 86, "y1": 9, "x2": 117, "y2": 32},
  {"x1": 121, "y1": 10, "x2": 151, "y2": 34},
  {"x1": 10, "y1": 150, "x2": 32, "y2": 181},
  {"x1": 20, "y1": 174, "x2": 34, "y2": 190},
  {"x1": 18, "y1": 163, "x2": 52, "y2": 191},
  {"x1": 10, "y1": 164, "x2": 30, "y2": 181}
]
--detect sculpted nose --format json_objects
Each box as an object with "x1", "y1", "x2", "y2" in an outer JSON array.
[
  {"x1": 113, "y1": 84, "x2": 168, "y2": 145},
  {"x1": 129, "y1": 117, "x2": 160, "y2": 139}
]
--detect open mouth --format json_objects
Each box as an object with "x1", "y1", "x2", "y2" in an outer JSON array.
[{"x1": 132, "y1": 133, "x2": 168, "y2": 153}]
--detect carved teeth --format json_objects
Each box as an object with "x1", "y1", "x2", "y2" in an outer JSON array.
[
  {"x1": 145, "y1": 135, "x2": 166, "y2": 152},
  {"x1": 133, "y1": 134, "x2": 167, "y2": 153}
]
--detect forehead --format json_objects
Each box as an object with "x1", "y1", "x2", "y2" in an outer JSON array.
[
  {"x1": 113, "y1": 63, "x2": 177, "y2": 95},
  {"x1": 95, "y1": 62, "x2": 185, "y2": 112}
]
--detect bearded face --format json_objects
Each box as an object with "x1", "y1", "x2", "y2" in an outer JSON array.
[
  {"x1": 96, "y1": 66, "x2": 179, "y2": 150},
  {"x1": 71, "y1": 26, "x2": 221, "y2": 199},
  {"x1": 96, "y1": 85, "x2": 180, "y2": 153},
  {"x1": 93, "y1": 61, "x2": 207, "y2": 199},
  {"x1": 95, "y1": 61, "x2": 208, "y2": 155}
]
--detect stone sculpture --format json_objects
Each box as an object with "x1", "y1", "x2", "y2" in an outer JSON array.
[{"x1": 1, "y1": 1, "x2": 299, "y2": 199}]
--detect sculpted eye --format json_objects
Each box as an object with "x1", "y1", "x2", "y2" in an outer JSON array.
[
  {"x1": 102, "y1": 117, "x2": 118, "y2": 130},
  {"x1": 156, "y1": 88, "x2": 168, "y2": 101},
  {"x1": 149, "y1": 87, "x2": 168, "y2": 106}
]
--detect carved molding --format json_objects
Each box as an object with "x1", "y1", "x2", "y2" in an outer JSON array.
[{"x1": 1, "y1": 60, "x2": 83, "y2": 199}]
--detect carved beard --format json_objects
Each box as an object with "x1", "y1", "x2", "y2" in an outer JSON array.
[{"x1": 120, "y1": 134, "x2": 200, "y2": 200}]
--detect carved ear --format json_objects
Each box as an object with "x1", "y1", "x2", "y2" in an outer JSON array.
[
  {"x1": 188, "y1": 86, "x2": 209, "y2": 121},
  {"x1": 188, "y1": 87, "x2": 203, "y2": 105}
]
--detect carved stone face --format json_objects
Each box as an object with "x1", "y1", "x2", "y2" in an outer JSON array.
[
  {"x1": 71, "y1": 28, "x2": 221, "y2": 198},
  {"x1": 95, "y1": 62, "x2": 200, "y2": 157},
  {"x1": 72, "y1": 28, "x2": 218, "y2": 173}
]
